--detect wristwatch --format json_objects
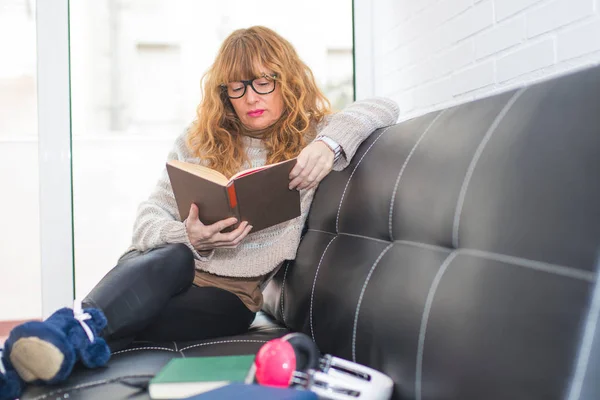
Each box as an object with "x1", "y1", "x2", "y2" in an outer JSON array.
[{"x1": 315, "y1": 135, "x2": 343, "y2": 162}]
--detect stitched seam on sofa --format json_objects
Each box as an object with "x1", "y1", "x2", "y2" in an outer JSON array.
[
  {"x1": 280, "y1": 260, "x2": 291, "y2": 328},
  {"x1": 336, "y1": 126, "x2": 392, "y2": 233},
  {"x1": 176, "y1": 343, "x2": 188, "y2": 358},
  {"x1": 172, "y1": 341, "x2": 186, "y2": 358},
  {"x1": 29, "y1": 374, "x2": 155, "y2": 400},
  {"x1": 413, "y1": 248, "x2": 595, "y2": 400},
  {"x1": 452, "y1": 88, "x2": 527, "y2": 249},
  {"x1": 310, "y1": 236, "x2": 338, "y2": 341},
  {"x1": 394, "y1": 240, "x2": 451, "y2": 253},
  {"x1": 309, "y1": 229, "x2": 387, "y2": 243},
  {"x1": 415, "y1": 251, "x2": 458, "y2": 400},
  {"x1": 180, "y1": 339, "x2": 267, "y2": 352},
  {"x1": 567, "y1": 256, "x2": 600, "y2": 400},
  {"x1": 352, "y1": 243, "x2": 394, "y2": 363},
  {"x1": 388, "y1": 110, "x2": 446, "y2": 242},
  {"x1": 461, "y1": 249, "x2": 596, "y2": 282},
  {"x1": 308, "y1": 229, "x2": 453, "y2": 253},
  {"x1": 306, "y1": 228, "x2": 337, "y2": 237},
  {"x1": 112, "y1": 346, "x2": 176, "y2": 355}
]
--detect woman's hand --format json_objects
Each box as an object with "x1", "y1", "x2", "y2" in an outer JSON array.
[
  {"x1": 185, "y1": 203, "x2": 253, "y2": 252},
  {"x1": 289, "y1": 141, "x2": 335, "y2": 190}
]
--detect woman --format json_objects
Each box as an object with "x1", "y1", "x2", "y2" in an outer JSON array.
[{"x1": 1, "y1": 26, "x2": 399, "y2": 391}]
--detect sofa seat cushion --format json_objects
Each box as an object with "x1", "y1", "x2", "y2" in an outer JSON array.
[
  {"x1": 262, "y1": 65, "x2": 600, "y2": 400},
  {"x1": 21, "y1": 312, "x2": 288, "y2": 400}
]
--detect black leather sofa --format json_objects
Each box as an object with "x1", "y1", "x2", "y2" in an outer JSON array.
[{"x1": 23, "y1": 64, "x2": 600, "y2": 400}]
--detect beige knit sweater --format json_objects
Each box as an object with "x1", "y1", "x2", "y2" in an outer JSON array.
[{"x1": 129, "y1": 97, "x2": 399, "y2": 278}]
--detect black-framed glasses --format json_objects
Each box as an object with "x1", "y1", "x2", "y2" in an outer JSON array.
[{"x1": 221, "y1": 74, "x2": 277, "y2": 99}]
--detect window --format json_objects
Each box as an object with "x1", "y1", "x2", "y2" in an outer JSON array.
[
  {"x1": 69, "y1": 0, "x2": 354, "y2": 297},
  {"x1": 0, "y1": 0, "x2": 41, "y2": 338}
]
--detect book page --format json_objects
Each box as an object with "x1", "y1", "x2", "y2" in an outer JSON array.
[
  {"x1": 229, "y1": 158, "x2": 297, "y2": 181},
  {"x1": 167, "y1": 160, "x2": 229, "y2": 186}
]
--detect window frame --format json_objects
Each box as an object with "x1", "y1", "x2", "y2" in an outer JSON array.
[{"x1": 37, "y1": 0, "x2": 75, "y2": 317}]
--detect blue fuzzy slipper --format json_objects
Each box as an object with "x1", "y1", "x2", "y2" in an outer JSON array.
[
  {"x1": 0, "y1": 350, "x2": 24, "y2": 400},
  {"x1": 2, "y1": 301, "x2": 111, "y2": 393}
]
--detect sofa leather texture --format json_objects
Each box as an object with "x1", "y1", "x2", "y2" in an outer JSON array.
[
  {"x1": 23, "y1": 65, "x2": 600, "y2": 400},
  {"x1": 262, "y1": 66, "x2": 600, "y2": 400}
]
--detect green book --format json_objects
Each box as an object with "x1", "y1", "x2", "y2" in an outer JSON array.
[{"x1": 149, "y1": 354, "x2": 256, "y2": 399}]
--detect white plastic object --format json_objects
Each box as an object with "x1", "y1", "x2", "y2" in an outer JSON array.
[{"x1": 294, "y1": 354, "x2": 394, "y2": 400}]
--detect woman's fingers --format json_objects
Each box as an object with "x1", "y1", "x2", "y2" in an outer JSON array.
[
  {"x1": 289, "y1": 156, "x2": 306, "y2": 181},
  {"x1": 213, "y1": 223, "x2": 253, "y2": 248},
  {"x1": 214, "y1": 221, "x2": 249, "y2": 242},
  {"x1": 296, "y1": 158, "x2": 329, "y2": 189},
  {"x1": 290, "y1": 156, "x2": 318, "y2": 190},
  {"x1": 306, "y1": 167, "x2": 331, "y2": 190},
  {"x1": 188, "y1": 203, "x2": 200, "y2": 221},
  {"x1": 204, "y1": 217, "x2": 239, "y2": 237},
  {"x1": 290, "y1": 141, "x2": 334, "y2": 190},
  {"x1": 297, "y1": 155, "x2": 333, "y2": 189}
]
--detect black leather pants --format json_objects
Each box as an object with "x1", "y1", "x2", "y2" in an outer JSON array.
[{"x1": 82, "y1": 243, "x2": 255, "y2": 351}]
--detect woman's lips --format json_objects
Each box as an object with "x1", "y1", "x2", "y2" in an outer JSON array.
[{"x1": 247, "y1": 109, "x2": 265, "y2": 117}]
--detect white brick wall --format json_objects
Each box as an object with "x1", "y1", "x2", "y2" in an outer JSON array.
[{"x1": 358, "y1": 0, "x2": 600, "y2": 121}]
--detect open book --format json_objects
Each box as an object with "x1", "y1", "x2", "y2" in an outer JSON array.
[{"x1": 166, "y1": 158, "x2": 300, "y2": 233}]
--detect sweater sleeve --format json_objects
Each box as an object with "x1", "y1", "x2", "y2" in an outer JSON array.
[
  {"x1": 130, "y1": 130, "x2": 213, "y2": 261},
  {"x1": 317, "y1": 97, "x2": 399, "y2": 170}
]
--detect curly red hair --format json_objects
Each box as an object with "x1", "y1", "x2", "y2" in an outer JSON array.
[{"x1": 186, "y1": 26, "x2": 331, "y2": 178}]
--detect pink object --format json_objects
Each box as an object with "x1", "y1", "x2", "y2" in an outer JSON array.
[{"x1": 254, "y1": 339, "x2": 297, "y2": 387}]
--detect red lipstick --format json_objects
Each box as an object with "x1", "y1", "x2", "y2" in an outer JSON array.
[{"x1": 248, "y1": 109, "x2": 265, "y2": 117}]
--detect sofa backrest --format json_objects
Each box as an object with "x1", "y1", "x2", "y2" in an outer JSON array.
[{"x1": 263, "y1": 65, "x2": 600, "y2": 399}]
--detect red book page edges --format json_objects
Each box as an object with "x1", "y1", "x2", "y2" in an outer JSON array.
[{"x1": 227, "y1": 184, "x2": 238, "y2": 209}]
